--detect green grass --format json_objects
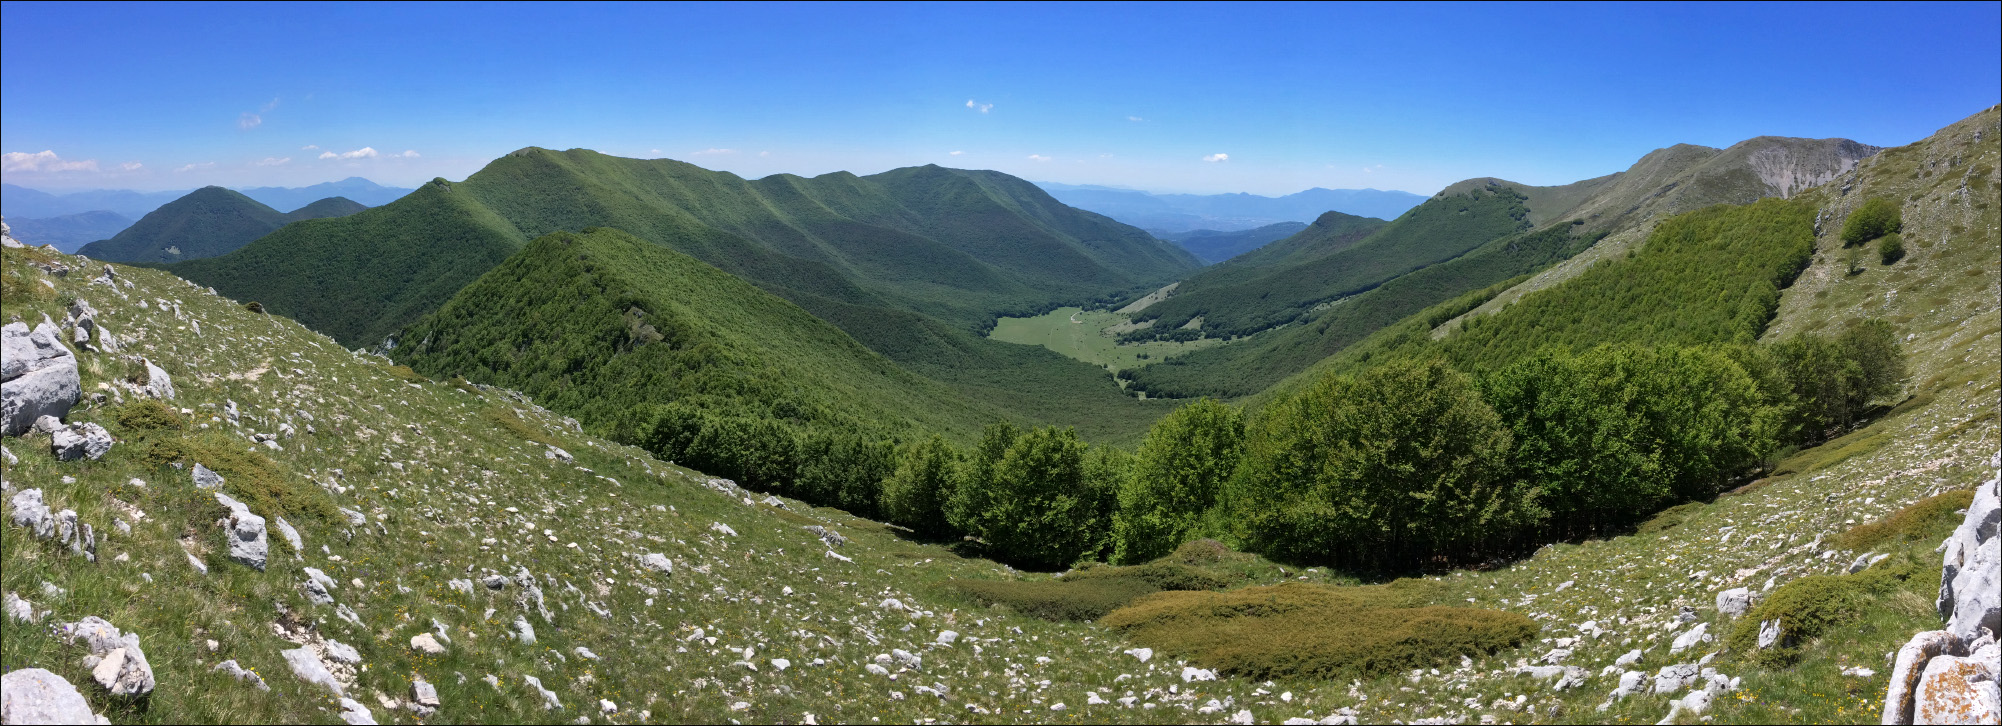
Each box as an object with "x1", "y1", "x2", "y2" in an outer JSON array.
[{"x1": 987, "y1": 307, "x2": 1226, "y2": 373}]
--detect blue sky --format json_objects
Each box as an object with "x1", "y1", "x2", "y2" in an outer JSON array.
[{"x1": 3, "y1": 2, "x2": 1997, "y2": 196}]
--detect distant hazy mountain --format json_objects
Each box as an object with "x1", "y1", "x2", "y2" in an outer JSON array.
[
  {"x1": 2, "y1": 184, "x2": 184, "y2": 219},
  {"x1": 3, "y1": 210, "x2": 135, "y2": 253},
  {"x1": 76, "y1": 187, "x2": 368, "y2": 263},
  {"x1": 237, "y1": 177, "x2": 413, "y2": 210},
  {"x1": 1155, "y1": 222, "x2": 1310, "y2": 264},
  {"x1": 1035, "y1": 183, "x2": 1426, "y2": 233},
  {"x1": 1, "y1": 178, "x2": 412, "y2": 219}
]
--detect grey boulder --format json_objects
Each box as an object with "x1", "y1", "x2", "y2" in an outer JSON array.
[
  {"x1": 1, "y1": 668, "x2": 104, "y2": 725},
  {"x1": 50, "y1": 423, "x2": 112, "y2": 461},
  {"x1": 1, "y1": 322, "x2": 80, "y2": 437},
  {"x1": 215, "y1": 492, "x2": 269, "y2": 571}
]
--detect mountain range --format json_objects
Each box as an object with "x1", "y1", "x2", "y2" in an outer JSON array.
[
  {"x1": 1, "y1": 177, "x2": 412, "y2": 219},
  {"x1": 75, "y1": 187, "x2": 367, "y2": 264},
  {"x1": 1035, "y1": 182, "x2": 1426, "y2": 233}
]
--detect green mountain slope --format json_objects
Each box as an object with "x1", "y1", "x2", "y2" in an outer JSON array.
[
  {"x1": 78, "y1": 187, "x2": 295, "y2": 263},
  {"x1": 76, "y1": 187, "x2": 369, "y2": 264},
  {"x1": 283, "y1": 196, "x2": 368, "y2": 221},
  {"x1": 1128, "y1": 187, "x2": 1527, "y2": 337},
  {"x1": 171, "y1": 149, "x2": 1196, "y2": 347}
]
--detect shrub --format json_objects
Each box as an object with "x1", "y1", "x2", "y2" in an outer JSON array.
[
  {"x1": 954, "y1": 577, "x2": 1160, "y2": 622},
  {"x1": 949, "y1": 425, "x2": 1116, "y2": 570},
  {"x1": 1725, "y1": 575, "x2": 1867, "y2": 665},
  {"x1": 175, "y1": 432, "x2": 340, "y2": 524},
  {"x1": 1101, "y1": 583, "x2": 1538, "y2": 680},
  {"x1": 1061, "y1": 561, "x2": 1238, "y2": 591},
  {"x1": 1878, "y1": 233, "x2": 1905, "y2": 264},
  {"x1": 1114, "y1": 399, "x2": 1243, "y2": 564},
  {"x1": 1835, "y1": 489, "x2": 1976, "y2": 553},
  {"x1": 878, "y1": 434, "x2": 960, "y2": 538},
  {"x1": 1841, "y1": 197, "x2": 1903, "y2": 247},
  {"x1": 114, "y1": 399, "x2": 183, "y2": 432},
  {"x1": 1636, "y1": 501, "x2": 1707, "y2": 535},
  {"x1": 482, "y1": 406, "x2": 563, "y2": 448},
  {"x1": 243, "y1": 301, "x2": 266, "y2": 313}
]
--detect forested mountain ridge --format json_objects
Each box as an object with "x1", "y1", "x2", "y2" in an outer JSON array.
[
  {"x1": 75, "y1": 187, "x2": 368, "y2": 264},
  {"x1": 1116, "y1": 133, "x2": 1886, "y2": 398},
  {"x1": 168, "y1": 149, "x2": 1198, "y2": 350}
]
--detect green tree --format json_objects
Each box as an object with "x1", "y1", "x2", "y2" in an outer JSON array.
[
  {"x1": 1838, "y1": 319, "x2": 1907, "y2": 409},
  {"x1": 946, "y1": 421, "x2": 1021, "y2": 534},
  {"x1": 1771, "y1": 333, "x2": 1863, "y2": 440},
  {"x1": 1877, "y1": 233, "x2": 1905, "y2": 264},
  {"x1": 1841, "y1": 197, "x2": 1903, "y2": 247},
  {"x1": 879, "y1": 435, "x2": 962, "y2": 539},
  {"x1": 1114, "y1": 399, "x2": 1244, "y2": 564},
  {"x1": 951, "y1": 426, "x2": 1111, "y2": 570},
  {"x1": 1233, "y1": 358, "x2": 1525, "y2": 571}
]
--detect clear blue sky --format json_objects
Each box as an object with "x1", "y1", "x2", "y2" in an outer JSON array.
[{"x1": 3, "y1": 1, "x2": 1997, "y2": 196}]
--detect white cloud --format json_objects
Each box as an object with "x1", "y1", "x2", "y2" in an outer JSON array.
[
  {"x1": 320, "y1": 147, "x2": 378, "y2": 160},
  {"x1": 174, "y1": 162, "x2": 216, "y2": 173},
  {"x1": 260, "y1": 97, "x2": 281, "y2": 113},
  {"x1": 692, "y1": 148, "x2": 736, "y2": 156},
  {"x1": 1027, "y1": 154, "x2": 1051, "y2": 162},
  {"x1": 254, "y1": 157, "x2": 291, "y2": 167},
  {"x1": 1, "y1": 150, "x2": 99, "y2": 173},
  {"x1": 966, "y1": 99, "x2": 993, "y2": 113},
  {"x1": 759, "y1": 151, "x2": 770, "y2": 157},
  {"x1": 395, "y1": 150, "x2": 420, "y2": 158},
  {"x1": 239, "y1": 113, "x2": 262, "y2": 130},
  {"x1": 949, "y1": 150, "x2": 964, "y2": 156},
  {"x1": 1127, "y1": 116, "x2": 1144, "y2": 122},
  {"x1": 301, "y1": 144, "x2": 320, "y2": 150},
  {"x1": 1203, "y1": 153, "x2": 1229, "y2": 163},
  {"x1": 118, "y1": 162, "x2": 144, "y2": 172},
  {"x1": 648, "y1": 148, "x2": 662, "y2": 155}
]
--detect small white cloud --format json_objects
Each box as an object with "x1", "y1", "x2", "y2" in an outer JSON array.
[
  {"x1": 966, "y1": 99, "x2": 993, "y2": 113},
  {"x1": 1202, "y1": 153, "x2": 1229, "y2": 163},
  {"x1": 396, "y1": 150, "x2": 420, "y2": 158},
  {"x1": 759, "y1": 150, "x2": 770, "y2": 157},
  {"x1": 253, "y1": 157, "x2": 291, "y2": 167},
  {"x1": 330, "y1": 147, "x2": 378, "y2": 159},
  {"x1": 301, "y1": 144, "x2": 319, "y2": 150},
  {"x1": 174, "y1": 162, "x2": 216, "y2": 173},
  {"x1": 260, "y1": 97, "x2": 281, "y2": 113},
  {"x1": 648, "y1": 149, "x2": 662, "y2": 155},
  {"x1": 1027, "y1": 154, "x2": 1051, "y2": 162},
  {"x1": 1127, "y1": 116, "x2": 1144, "y2": 122},
  {"x1": 238, "y1": 113, "x2": 262, "y2": 130},
  {"x1": 1099, "y1": 153, "x2": 1113, "y2": 158},
  {"x1": 949, "y1": 150, "x2": 964, "y2": 156},
  {"x1": 692, "y1": 148, "x2": 736, "y2": 156},
  {"x1": 318, "y1": 151, "x2": 338, "y2": 160},
  {"x1": 1, "y1": 150, "x2": 99, "y2": 173},
  {"x1": 118, "y1": 162, "x2": 143, "y2": 172}
]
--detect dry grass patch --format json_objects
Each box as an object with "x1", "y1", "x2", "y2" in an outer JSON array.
[{"x1": 1102, "y1": 582, "x2": 1537, "y2": 680}]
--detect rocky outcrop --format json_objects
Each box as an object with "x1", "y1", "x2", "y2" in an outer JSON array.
[
  {"x1": 50, "y1": 422, "x2": 113, "y2": 461},
  {"x1": 215, "y1": 492, "x2": 270, "y2": 571},
  {"x1": 0, "y1": 668, "x2": 105, "y2": 725},
  {"x1": 63, "y1": 616, "x2": 156, "y2": 698},
  {"x1": 1883, "y1": 474, "x2": 2002, "y2": 725},
  {"x1": 1, "y1": 321, "x2": 80, "y2": 437}
]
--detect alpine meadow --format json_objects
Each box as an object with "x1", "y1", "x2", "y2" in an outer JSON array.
[{"x1": 2, "y1": 4, "x2": 1999, "y2": 726}]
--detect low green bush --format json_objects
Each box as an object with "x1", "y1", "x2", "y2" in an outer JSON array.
[
  {"x1": 1836, "y1": 489, "x2": 1975, "y2": 551},
  {"x1": 175, "y1": 432, "x2": 340, "y2": 524},
  {"x1": 953, "y1": 577, "x2": 1160, "y2": 622},
  {"x1": 1101, "y1": 582, "x2": 1537, "y2": 680},
  {"x1": 1061, "y1": 561, "x2": 1238, "y2": 591},
  {"x1": 1878, "y1": 233, "x2": 1905, "y2": 264},
  {"x1": 1725, "y1": 575, "x2": 1867, "y2": 665},
  {"x1": 113, "y1": 399, "x2": 184, "y2": 432},
  {"x1": 1841, "y1": 197, "x2": 1903, "y2": 247},
  {"x1": 1636, "y1": 501, "x2": 1707, "y2": 535}
]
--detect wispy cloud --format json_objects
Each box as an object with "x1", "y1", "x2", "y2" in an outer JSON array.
[
  {"x1": 118, "y1": 162, "x2": 144, "y2": 172},
  {"x1": 260, "y1": 97, "x2": 281, "y2": 113},
  {"x1": 395, "y1": 150, "x2": 420, "y2": 158},
  {"x1": 648, "y1": 149, "x2": 662, "y2": 155},
  {"x1": 759, "y1": 151, "x2": 770, "y2": 157},
  {"x1": 1203, "y1": 153, "x2": 1229, "y2": 163},
  {"x1": 253, "y1": 157, "x2": 291, "y2": 167},
  {"x1": 301, "y1": 144, "x2": 320, "y2": 151},
  {"x1": 319, "y1": 146, "x2": 379, "y2": 160},
  {"x1": 1027, "y1": 154, "x2": 1051, "y2": 162},
  {"x1": 238, "y1": 112, "x2": 262, "y2": 130},
  {"x1": 1127, "y1": 116, "x2": 1144, "y2": 122},
  {"x1": 692, "y1": 148, "x2": 736, "y2": 156},
  {"x1": 1, "y1": 150, "x2": 99, "y2": 173},
  {"x1": 966, "y1": 99, "x2": 994, "y2": 113},
  {"x1": 949, "y1": 150, "x2": 964, "y2": 156},
  {"x1": 174, "y1": 161, "x2": 216, "y2": 173}
]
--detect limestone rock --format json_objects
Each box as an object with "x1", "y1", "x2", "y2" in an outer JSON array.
[
  {"x1": 410, "y1": 633, "x2": 446, "y2": 655},
  {"x1": 1670, "y1": 622, "x2": 1709, "y2": 654},
  {"x1": 1942, "y1": 476, "x2": 2000, "y2": 645},
  {"x1": 50, "y1": 423, "x2": 112, "y2": 461},
  {"x1": 213, "y1": 660, "x2": 271, "y2": 691},
  {"x1": 143, "y1": 360, "x2": 174, "y2": 400},
  {"x1": 1886, "y1": 631, "x2": 1960, "y2": 724},
  {"x1": 282, "y1": 647, "x2": 342, "y2": 695},
  {"x1": 1915, "y1": 648, "x2": 2001, "y2": 724},
  {"x1": 1758, "y1": 618, "x2": 1784, "y2": 650},
  {"x1": 1, "y1": 322, "x2": 80, "y2": 437},
  {"x1": 62, "y1": 616, "x2": 154, "y2": 697},
  {"x1": 1652, "y1": 664, "x2": 1699, "y2": 694},
  {"x1": 1716, "y1": 587, "x2": 1752, "y2": 618},
  {"x1": 274, "y1": 516, "x2": 302, "y2": 557},
  {"x1": 338, "y1": 697, "x2": 377, "y2": 725},
  {"x1": 1, "y1": 668, "x2": 98, "y2": 725},
  {"x1": 192, "y1": 463, "x2": 224, "y2": 490},
  {"x1": 10, "y1": 489, "x2": 56, "y2": 539},
  {"x1": 214, "y1": 492, "x2": 269, "y2": 571},
  {"x1": 639, "y1": 552, "x2": 673, "y2": 573}
]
